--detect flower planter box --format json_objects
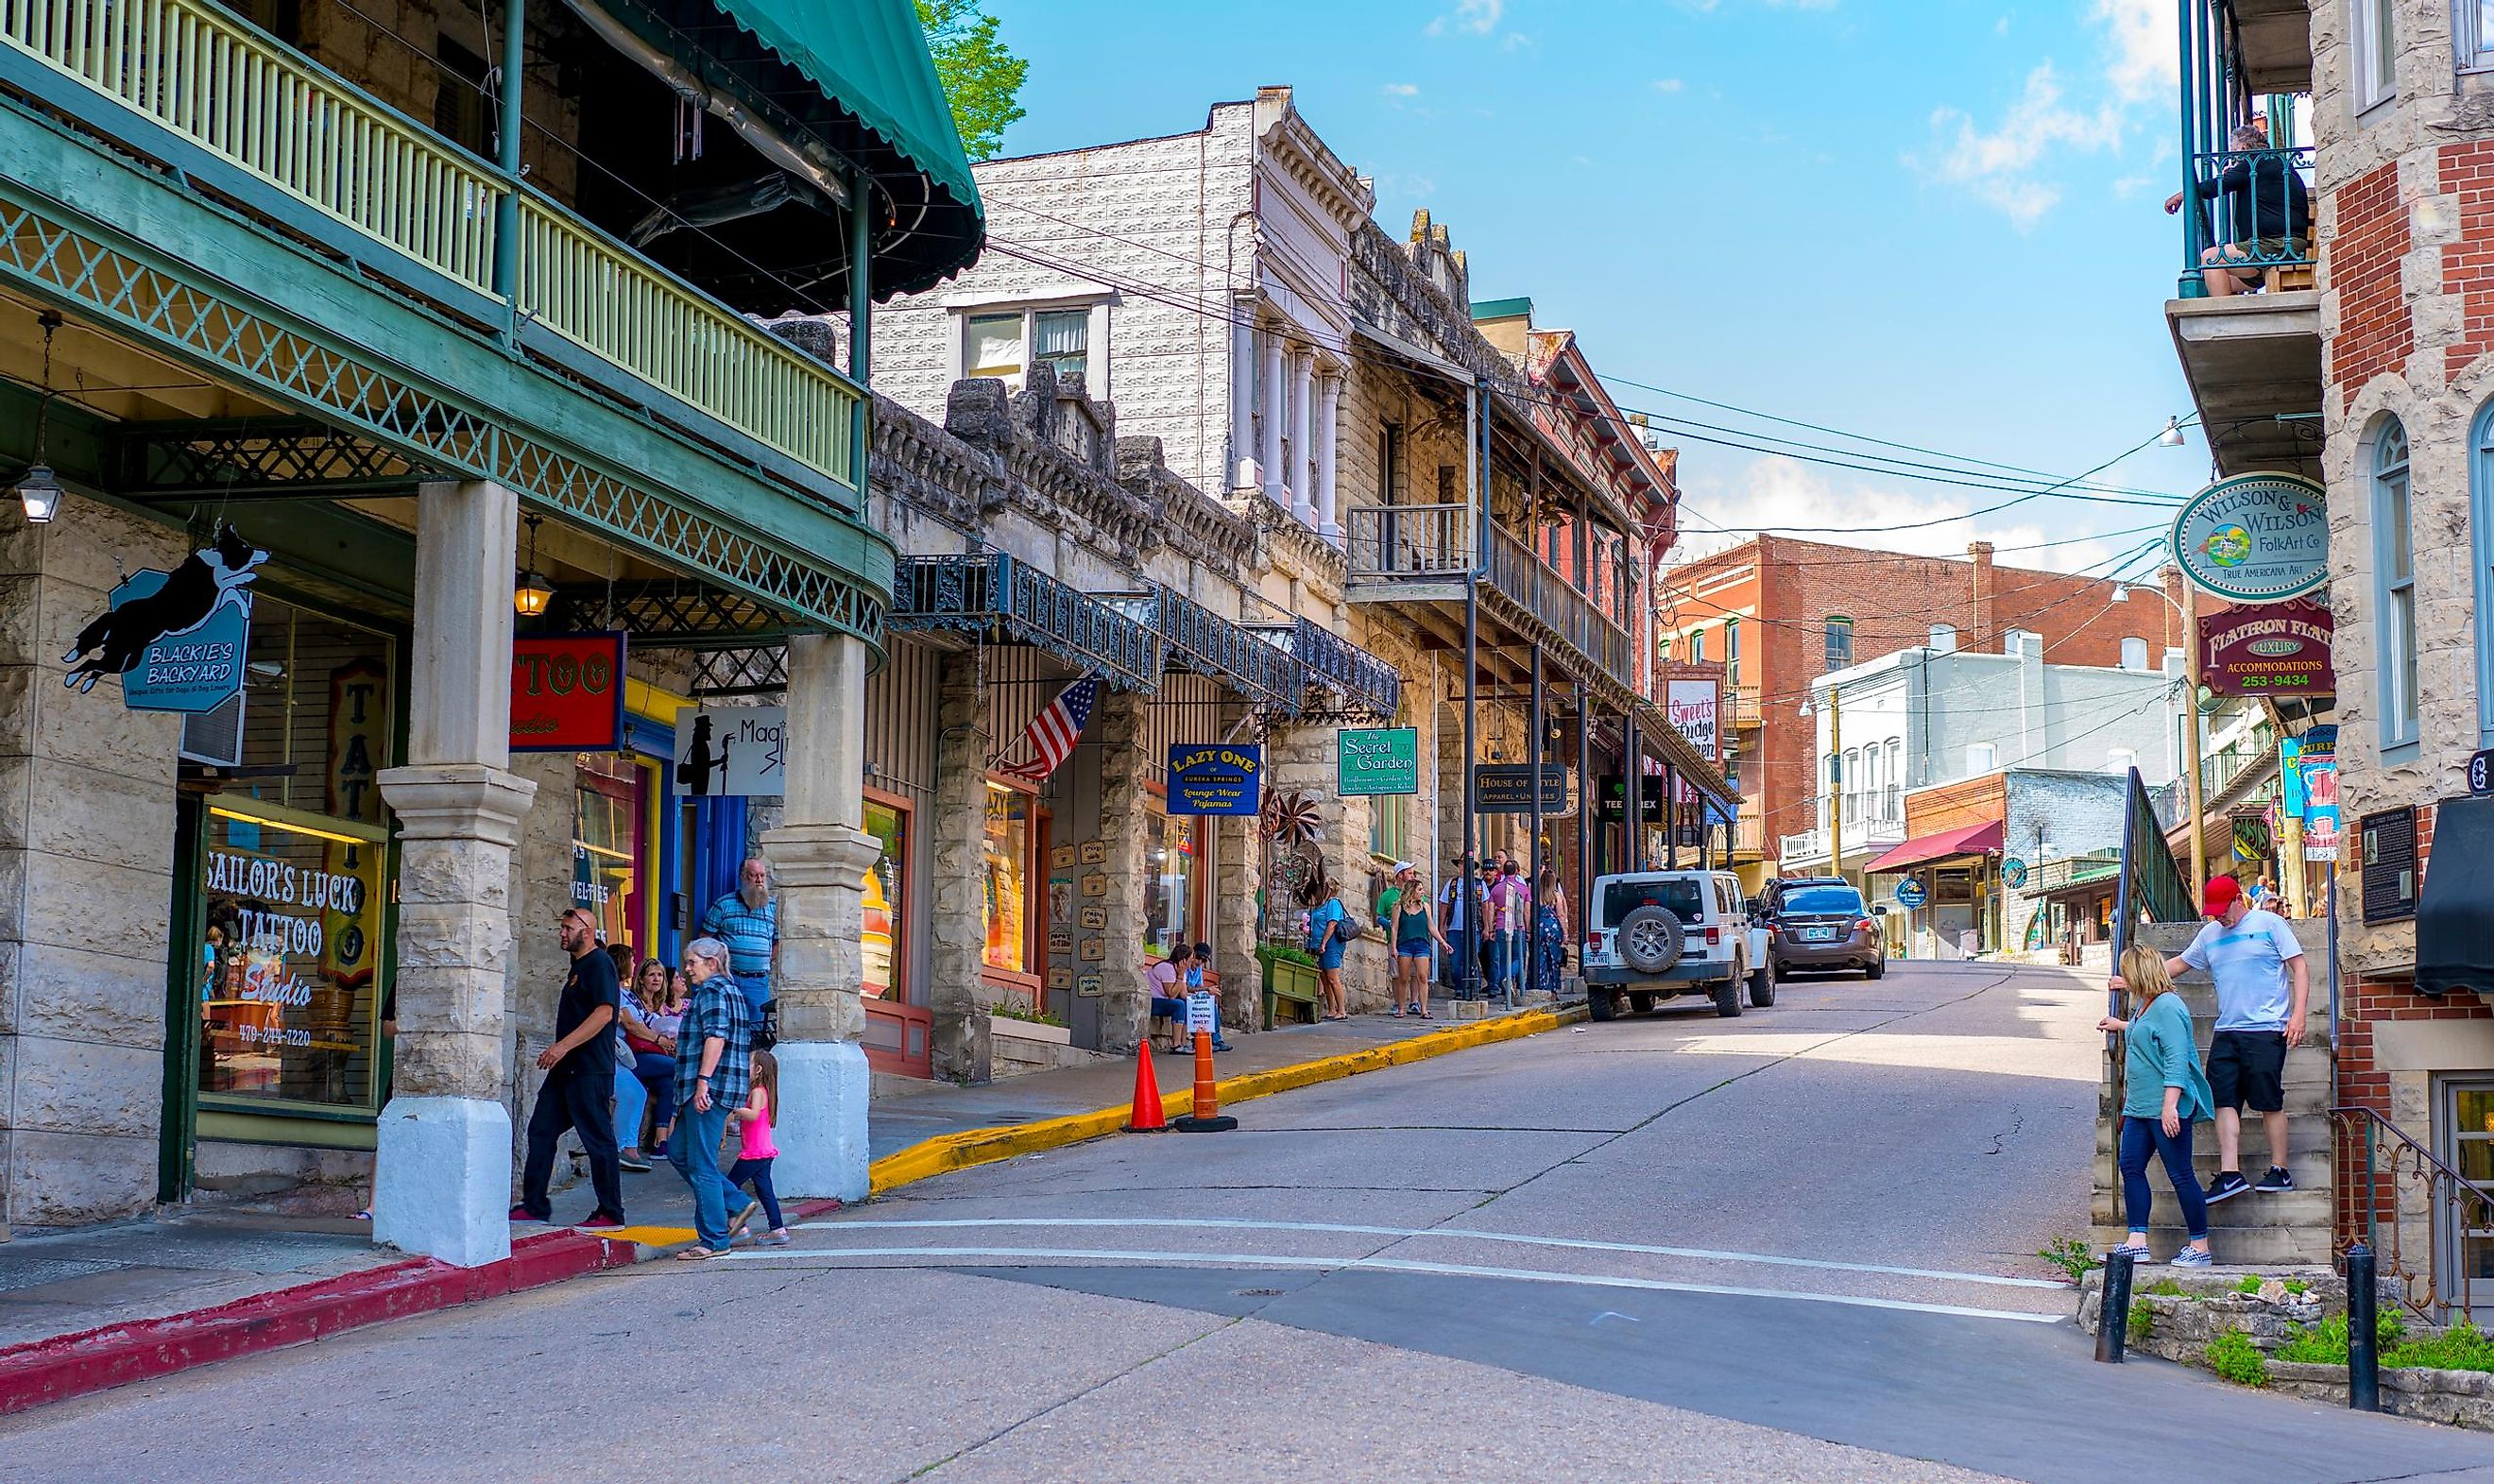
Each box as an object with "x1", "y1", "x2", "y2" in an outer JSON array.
[
  {"x1": 990, "y1": 1016, "x2": 1071, "y2": 1046},
  {"x1": 1262, "y1": 957, "x2": 1322, "y2": 1028}
]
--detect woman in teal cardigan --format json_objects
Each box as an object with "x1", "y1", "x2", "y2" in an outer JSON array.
[{"x1": 2102, "y1": 943, "x2": 2215, "y2": 1266}]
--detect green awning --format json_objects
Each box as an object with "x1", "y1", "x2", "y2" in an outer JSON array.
[{"x1": 707, "y1": 0, "x2": 980, "y2": 223}]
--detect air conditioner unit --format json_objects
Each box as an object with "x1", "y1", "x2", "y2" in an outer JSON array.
[{"x1": 180, "y1": 691, "x2": 245, "y2": 767}]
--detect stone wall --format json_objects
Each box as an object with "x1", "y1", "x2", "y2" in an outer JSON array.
[{"x1": 0, "y1": 496, "x2": 186, "y2": 1229}]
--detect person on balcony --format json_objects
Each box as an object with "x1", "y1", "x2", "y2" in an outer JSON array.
[{"x1": 2164, "y1": 123, "x2": 2311, "y2": 299}]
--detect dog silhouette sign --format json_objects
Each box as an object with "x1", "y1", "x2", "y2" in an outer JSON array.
[{"x1": 62, "y1": 524, "x2": 265, "y2": 713}]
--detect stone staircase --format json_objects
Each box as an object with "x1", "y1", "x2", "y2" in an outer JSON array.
[{"x1": 2090, "y1": 918, "x2": 2334, "y2": 1265}]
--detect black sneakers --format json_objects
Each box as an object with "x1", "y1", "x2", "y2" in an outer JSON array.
[
  {"x1": 2255, "y1": 1165, "x2": 2296, "y2": 1192},
  {"x1": 2204, "y1": 1169, "x2": 2250, "y2": 1203}
]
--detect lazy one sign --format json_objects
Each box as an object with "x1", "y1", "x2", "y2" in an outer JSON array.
[
  {"x1": 2171, "y1": 472, "x2": 2328, "y2": 604},
  {"x1": 62, "y1": 523, "x2": 267, "y2": 713},
  {"x1": 673, "y1": 705, "x2": 786, "y2": 797},
  {"x1": 1168, "y1": 743, "x2": 1262, "y2": 816},
  {"x1": 2198, "y1": 598, "x2": 2333, "y2": 698},
  {"x1": 511, "y1": 632, "x2": 626, "y2": 752}
]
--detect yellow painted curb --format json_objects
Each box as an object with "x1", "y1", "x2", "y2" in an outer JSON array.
[{"x1": 864, "y1": 1005, "x2": 1585, "y2": 1197}]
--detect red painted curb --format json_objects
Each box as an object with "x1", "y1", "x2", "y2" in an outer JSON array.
[{"x1": 0, "y1": 1229, "x2": 634, "y2": 1417}]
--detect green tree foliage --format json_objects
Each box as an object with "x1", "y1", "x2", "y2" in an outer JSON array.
[{"x1": 918, "y1": 0, "x2": 1026, "y2": 162}]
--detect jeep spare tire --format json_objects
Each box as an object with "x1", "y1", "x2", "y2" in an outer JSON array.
[{"x1": 1616, "y1": 905, "x2": 1685, "y2": 975}]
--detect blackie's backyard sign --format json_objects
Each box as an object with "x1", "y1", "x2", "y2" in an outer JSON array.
[
  {"x1": 61, "y1": 523, "x2": 265, "y2": 713},
  {"x1": 2196, "y1": 597, "x2": 2334, "y2": 698}
]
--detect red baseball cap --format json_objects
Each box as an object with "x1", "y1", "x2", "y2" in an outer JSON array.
[{"x1": 2201, "y1": 875, "x2": 2242, "y2": 918}]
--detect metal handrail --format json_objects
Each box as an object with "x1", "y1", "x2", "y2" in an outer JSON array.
[
  {"x1": 1343, "y1": 501, "x2": 1471, "y2": 579},
  {"x1": 1487, "y1": 523, "x2": 1630, "y2": 684},
  {"x1": 2330, "y1": 1104, "x2": 2492, "y2": 1323},
  {"x1": 0, "y1": 0, "x2": 863, "y2": 494},
  {"x1": 2178, "y1": 143, "x2": 2315, "y2": 295}
]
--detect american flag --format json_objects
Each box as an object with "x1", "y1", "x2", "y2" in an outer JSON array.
[{"x1": 998, "y1": 676, "x2": 1100, "y2": 782}]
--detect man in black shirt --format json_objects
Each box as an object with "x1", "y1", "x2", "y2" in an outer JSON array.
[
  {"x1": 511, "y1": 906, "x2": 625, "y2": 1227},
  {"x1": 2165, "y1": 122, "x2": 2313, "y2": 298}
]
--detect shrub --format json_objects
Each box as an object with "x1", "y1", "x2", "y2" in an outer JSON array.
[
  {"x1": 2281, "y1": 1278, "x2": 2310, "y2": 1297},
  {"x1": 2144, "y1": 1278, "x2": 2185, "y2": 1297},
  {"x1": 2386, "y1": 1320, "x2": 2494, "y2": 1374},
  {"x1": 2234, "y1": 1275, "x2": 2264, "y2": 1295},
  {"x1": 2275, "y1": 1310, "x2": 2408, "y2": 1366},
  {"x1": 2038, "y1": 1237, "x2": 2098, "y2": 1283},
  {"x1": 2205, "y1": 1328, "x2": 2269, "y2": 1387},
  {"x1": 2127, "y1": 1299, "x2": 2156, "y2": 1343}
]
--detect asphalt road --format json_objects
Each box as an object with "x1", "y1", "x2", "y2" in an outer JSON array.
[{"x1": 8, "y1": 960, "x2": 2491, "y2": 1484}]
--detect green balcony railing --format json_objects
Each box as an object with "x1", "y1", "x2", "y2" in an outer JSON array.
[{"x1": 0, "y1": 0, "x2": 861, "y2": 498}]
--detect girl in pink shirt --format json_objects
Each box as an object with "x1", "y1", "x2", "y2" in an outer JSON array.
[{"x1": 725, "y1": 1049, "x2": 787, "y2": 1245}]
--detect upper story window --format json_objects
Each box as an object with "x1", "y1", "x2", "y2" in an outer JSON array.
[
  {"x1": 1930, "y1": 623, "x2": 1957, "y2": 652},
  {"x1": 2120, "y1": 636, "x2": 2149, "y2": 671},
  {"x1": 2108, "y1": 746, "x2": 2139, "y2": 776},
  {"x1": 2464, "y1": 0, "x2": 2494, "y2": 70},
  {"x1": 1690, "y1": 629, "x2": 1707, "y2": 665},
  {"x1": 962, "y1": 306, "x2": 1095, "y2": 391},
  {"x1": 2004, "y1": 627, "x2": 2039, "y2": 657},
  {"x1": 1725, "y1": 618, "x2": 1741, "y2": 685},
  {"x1": 2353, "y1": 0, "x2": 2397, "y2": 110},
  {"x1": 1824, "y1": 615, "x2": 1853, "y2": 672},
  {"x1": 2374, "y1": 418, "x2": 2419, "y2": 752},
  {"x1": 1966, "y1": 742, "x2": 1998, "y2": 775}
]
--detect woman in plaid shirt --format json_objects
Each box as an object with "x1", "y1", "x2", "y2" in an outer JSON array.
[{"x1": 670, "y1": 936, "x2": 753, "y2": 1259}]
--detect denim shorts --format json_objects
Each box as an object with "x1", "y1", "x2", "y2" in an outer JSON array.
[{"x1": 1395, "y1": 941, "x2": 1433, "y2": 959}]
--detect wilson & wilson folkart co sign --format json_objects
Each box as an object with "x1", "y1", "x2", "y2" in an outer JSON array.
[{"x1": 2170, "y1": 472, "x2": 2328, "y2": 604}]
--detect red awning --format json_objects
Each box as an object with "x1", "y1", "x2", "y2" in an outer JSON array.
[{"x1": 1861, "y1": 820, "x2": 2005, "y2": 875}]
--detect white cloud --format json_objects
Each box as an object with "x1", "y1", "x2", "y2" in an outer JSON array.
[
  {"x1": 2095, "y1": 0, "x2": 2178, "y2": 103},
  {"x1": 1669, "y1": 455, "x2": 2127, "y2": 576},
  {"x1": 1909, "y1": 62, "x2": 2120, "y2": 230},
  {"x1": 1425, "y1": 0, "x2": 1503, "y2": 37},
  {"x1": 1653, "y1": 77, "x2": 1686, "y2": 94},
  {"x1": 1382, "y1": 82, "x2": 1420, "y2": 97}
]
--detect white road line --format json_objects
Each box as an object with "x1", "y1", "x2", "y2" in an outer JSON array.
[
  {"x1": 786, "y1": 1216, "x2": 2067, "y2": 1291},
  {"x1": 718, "y1": 1245, "x2": 2065, "y2": 1323}
]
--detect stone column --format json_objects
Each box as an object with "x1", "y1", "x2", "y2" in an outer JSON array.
[
  {"x1": 927, "y1": 651, "x2": 991, "y2": 1082},
  {"x1": 1229, "y1": 313, "x2": 1258, "y2": 491},
  {"x1": 373, "y1": 480, "x2": 538, "y2": 1269},
  {"x1": 1093, "y1": 690, "x2": 1152, "y2": 1053},
  {"x1": 1315, "y1": 370, "x2": 1343, "y2": 539},
  {"x1": 1258, "y1": 331, "x2": 1287, "y2": 507},
  {"x1": 1289, "y1": 349, "x2": 1316, "y2": 525},
  {"x1": 1211, "y1": 810, "x2": 1263, "y2": 1031},
  {"x1": 760, "y1": 631, "x2": 879, "y2": 1201}
]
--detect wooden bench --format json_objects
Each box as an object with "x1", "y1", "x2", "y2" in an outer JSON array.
[{"x1": 2265, "y1": 262, "x2": 2316, "y2": 293}]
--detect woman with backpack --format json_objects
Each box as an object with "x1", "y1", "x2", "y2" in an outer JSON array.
[{"x1": 1305, "y1": 878, "x2": 1353, "y2": 1021}]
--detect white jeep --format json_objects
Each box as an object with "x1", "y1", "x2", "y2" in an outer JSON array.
[{"x1": 1580, "y1": 869, "x2": 1776, "y2": 1020}]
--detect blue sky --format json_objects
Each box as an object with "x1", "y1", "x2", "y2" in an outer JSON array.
[{"x1": 982, "y1": 0, "x2": 2195, "y2": 576}]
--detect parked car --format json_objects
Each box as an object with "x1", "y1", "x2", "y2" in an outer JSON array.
[
  {"x1": 1763, "y1": 878, "x2": 1887, "y2": 980},
  {"x1": 1580, "y1": 869, "x2": 1775, "y2": 1020}
]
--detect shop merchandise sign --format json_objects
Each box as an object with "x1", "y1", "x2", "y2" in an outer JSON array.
[
  {"x1": 1168, "y1": 743, "x2": 1262, "y2": 815},
  {"x1": 511, "y1": 632, "x2": 626, "y2": 751},
  {"x1": 2170, "y1": 472, "x2": 2328, "y2": 603},
  {"x1": 1594, "y1": 773, "x2": 1666, "y2": 825},
  {"x1": 1894, "y1": 877, "x2": 1929, "y2": 909},
  {"x1": 1666, "y1": 679, "x2": 1720, "y2": 760},
  {"x1": 2002, "y1": 858, "x2": 2028, "y2": 891},
  {"x1": 673, "y1": 705, "x2": 786, "y2": 797},
  {"x1": 1476, "y1": 763, "x2": 1570, "y2": 814},
  {"x1": 2298, "y1": 725, "x2": 2341, "y2": 862},
  {"x1": 2197, "y1": 598, "x2": 2333, "y2": 697},
  {"x1": 1337, "y1": 727, "x2": 1420, "y2": 796},
  {"x1": 64, "y1": 523, "x2": 267, "y2": 712}
]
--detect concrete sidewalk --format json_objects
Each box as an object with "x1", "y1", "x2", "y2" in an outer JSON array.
[{"x1": 0, "y1": 997, "x2": 1574, "y2": 1407}]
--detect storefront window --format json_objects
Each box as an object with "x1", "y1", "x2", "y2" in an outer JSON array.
[
  {"x1": 574, "y1": 755, "x2": 647, "y2": 960},
  {"x1": 1145, "y1": 806, "x2": 1200, "y2": 960},
  {"x1": 863, "y1": 797, "x2": 907, "y2": 999},
  {"x1": 199, "y1": 600, "x2": 395, "y2": 1113},
  {"x1": 983, "y1": 781, "x2": 1033, "y2": 974},
  {"x1": 198, "y1": 800, "x2": 389, "y2": 1107}
]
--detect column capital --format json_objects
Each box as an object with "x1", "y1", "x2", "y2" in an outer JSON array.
[
  {"x1": 376, "y1": 763, "x2": 538, "y2": 845},
  {"x1": 760, "y1": 821, "x2": 882, "y2": 883}
]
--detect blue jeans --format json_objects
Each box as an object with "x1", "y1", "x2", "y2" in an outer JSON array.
[
  {"x1": 2119, "y1": 1115, "x2": 2210, "y2": 1240},
  {"x1": 669, "y1": 1100, "x2": 735, "y2": 1251},
  {"x1": 612, "y1": 1065, "x2": 646, "y2": 1154},
  {"x1": 726, "y1": 1155, "x2": 782, "y2": 1233},
  {"x1": 1499, "y1": 929, "x2": 1526, "y2": 996}
]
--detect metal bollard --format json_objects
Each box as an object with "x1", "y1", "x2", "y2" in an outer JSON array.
[
  {"x1": 2347, "y1": 1243, "x2": 2380, "y2": 1412},
  {"x1": 2094, "y1": 1249, "x2": 2135, "y2": 1364}
]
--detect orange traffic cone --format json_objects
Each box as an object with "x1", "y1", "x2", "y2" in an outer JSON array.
[
  {"x1": 1174, "y1": 1030, "x2": 1237, "y2": 1133},
  {"x1": 1126, "y1": 1036, "x2": 1169, "y2": 1132}
]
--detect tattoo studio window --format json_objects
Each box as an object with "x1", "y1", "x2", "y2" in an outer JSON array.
[
  {"x1": 198, "y1": 599, "x2": 396, "y2": 1113},
  {"x1": 573, "y1": 754, "x2": 649, "y2": 959}
]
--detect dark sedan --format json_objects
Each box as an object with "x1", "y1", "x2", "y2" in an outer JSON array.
[{"x1": 1767, "y1": 882, "x2": 1886, "y2": 979}]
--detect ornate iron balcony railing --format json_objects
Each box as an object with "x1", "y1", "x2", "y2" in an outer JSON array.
[{"x1": 889, "y1": 553, "x2": 1162, "y2": 693}]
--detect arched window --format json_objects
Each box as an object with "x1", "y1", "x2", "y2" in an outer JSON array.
[
  {"x1": 2474, "y1": 401, "x2": 2494, "y2": 746},
  {"x1": 2120, "y1": 637, "x2": 2149, "y2": 671},
  {"x1": 2373, "y1": 418, "x2": 2418, "y2": 752}
]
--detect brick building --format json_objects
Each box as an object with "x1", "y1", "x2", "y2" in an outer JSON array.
[{"x1": 1654, "y1": 536, "x2": 2182, "y2": 891}]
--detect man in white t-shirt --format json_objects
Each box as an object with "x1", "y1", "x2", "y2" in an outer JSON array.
[{"x1": 2126, "y1": 873, "x2": 2308, "y2": 1205}]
